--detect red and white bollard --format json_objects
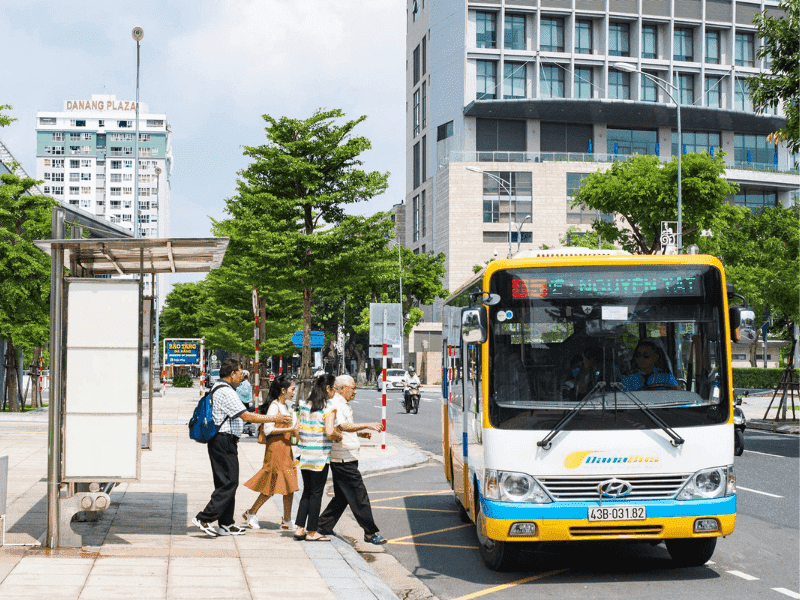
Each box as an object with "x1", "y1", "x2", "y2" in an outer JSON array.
[{"x1": 381, "y1": 343, "x2": 387, "y2": 449}]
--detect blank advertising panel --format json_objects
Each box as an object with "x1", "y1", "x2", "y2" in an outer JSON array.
[{"x1": 64, "y1": 280, "x2": 140, "y2": 481}]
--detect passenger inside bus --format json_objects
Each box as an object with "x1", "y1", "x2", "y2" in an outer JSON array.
[{"x1": 614, "y1": 339, "x2": 680, "y2": 391}]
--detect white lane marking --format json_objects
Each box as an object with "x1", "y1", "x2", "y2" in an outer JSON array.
[
  {"x1": 773, "y1": 589, "x2": 800, "y2": 599},
  {"x1": 738, "y1": 486, "x2": 784, "y2": 499},
  {"x1": 727, "y1": 570, "x2": 760, "y2": 581},
  {"x1": 743, "y1": 449, "x2": 788, "y2": 459}
]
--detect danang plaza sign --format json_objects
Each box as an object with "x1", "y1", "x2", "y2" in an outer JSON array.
[{"x1": 64, "y1": 99, "x2": 137, "y2": 111}]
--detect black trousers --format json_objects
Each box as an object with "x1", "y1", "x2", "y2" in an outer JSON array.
[
  {"x1": 296, "y1": 465, "x2": 329, "y2": 532},
  {"x1": 318, "y1": 461, "x2": 379, "y2": 537},
  {"x1": 196, "y1": 433, "x2": 239, "y2": 527}
]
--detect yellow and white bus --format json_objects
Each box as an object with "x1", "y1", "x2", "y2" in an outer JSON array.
[{"x1": 441, "y1": 250, "x2": 754, "y2": 570}]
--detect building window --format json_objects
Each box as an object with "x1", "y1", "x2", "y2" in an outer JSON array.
[
  {"x1": 70, "y1": 119, "x2": 86, "y2": 127},
  {"x1": 641, "y1": 72, "x2": 658, "y2": 102},
  {"x1": 111, "y1": 173, "x2": 122, "y2": 183},
  {"x1": 82, "y1": 133, "x2": 92, "y2": 141},
  {"x1": 437, "y1": 121, "x2": 454, "y2": 141},
  {"x1": 413, "y1": 89, "x2": 421, "y2": 137},
  {"x1": 735, "y1": 134, "x2": 776, "y2": 167},
  {"x1": 607, "y1": 128, "x2": 658, "y2": 156},
  {"x1": 476, "y1": 60, "x2": 497, "y2": 100},
  {"x1": 81, "y1": 187, "x2": 91, "y2": 195},
  {"x1": 482, "y1": 171, "x2": 532, "y2": 224},
  {"x1": 40, "y1": 117, "x2": 56, "y2": 125},
  {"x1": 81, "y1": 159, "x2": 91, "y2": 167},
  {"x1": 43, "y1": 186, "x2": 51, "y2": 194},
  {"x1": 674, "y1": 28, "x2": 693, "y2": 61},
  {"x1": 51, "y1": 172, "x2": 64, "y2": 182},
  {"x1": 98, "y1": 120, "x2": 105, "y2": 127},
  {"x1": 540, "y1": 18, "x2": 564, "y2": 52},
  {"x1": 44, "y1": 146, "x2": 64, "y2": 155},
  {"x1": 123, "y1": 160, "x2": 133, "y2": 168},
  {"x1": 421, "y1": 190, "x2": 427, "y2": 238},
  {"x1": 422, "y1": 34, "x2": 427, "y2": 75},
  {"x1": 413, "y1": 142, "x2": 421, "y2": 189},
  {"x1": 413, "y1": 195, "x2": 420, "y2": 242},
  {"x1": 642, "y1": 25, "x2": 657, "y2": 59},
  {"x1": 575, "y1": 20, "x2": 592, "y2": 54},
  {"x1": 70, "y1": 133, "x2": 82, "y2": 141},
  {"x1": 422, "y1": 135, "x2": 427, "y2": 182},
  {"x1": 81, "y1": 173, "x2": 91, "y2": 181},
  {"x1": 574, "y1": 67, "x2": 592, "y2": 99},
  {"x1": 422, "y1": 81, "x2": 427, "y2": 129},
  {"x1": 110, "y1": 187, "x2": 121, "y2": 196},
  {"x1": 146, "y1": 119, "x2": 164, "y2": 127},
  {"x1": 608, "y1": 70, "x2": 630, "y2": 100},
  {"x1": 139, "y1": 133, "x2": 150, "y2": 142},
  {"x1": 608, "y1": 22, "x2": 630, "y2": 57},
  {"x1": 52, "y1": 159, "x2": 64, "y2": 168},
  {"x1": 69, "y1": 173, "x2": 80, "y2": 182},
  {"x1": 413, "y1": 44, "x2": 420, "y2": 86},
  {"x1": 735, "y1": 32, "x2": 755, "y2": 67},
  {"x1": 52, "y1": 132, "x2": 64, "y2": 142},
  {"x1": 68, "y1": 199, "x2": 79, "y2": 206},
  {"x1": 734, "y1": 78, "x2": 753, "y2": 112},
  {"x1": 69, "y1": 186, "x2": 79, "y2": 195},
  {"x1": 505, "y1": 14, "x2": 525, "y2": 50},
  {"x1": 675, "y1": 73, "x2": 694, "y2": 105},
  {"x1": 118, "y1": 120, "x2": 132, "y2": 128},
  {"x1": 705, "y1": 76, "x2": 722, "y2": 108},
  {"x1": 706, "y1": 30, "x2": 720, "y2": 64},
  {"x1": 540, "y1": 65, "x2": 565, "y2": 98},
  {"x1": 52, "y1": 186, "x2": 63, "y2": 195},
  {"x1": 672, "y1": 131, "x2": 721, "y2": 156},
  {"x1": 567, "y1": 172, "x2": 614, "y2": 224},
  {"x1": 504, "y1": 62, "x2": 526, "y2": 99},
  {"x1": 477, "y1": 12, "x2": 497, "y2": 49},
  {"x1": 733, "y1": 188, "x2": 778, "y2": 211}
]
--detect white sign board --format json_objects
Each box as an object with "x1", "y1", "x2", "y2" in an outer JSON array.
[
  {"x1": 368, "y1": 345, "x2": 401, "y2": 359},
  {"x1": 64, "y1": 280, "x2": 140, "y2": 481},
  {"x1": 369, "y1": 303, "x2": 402, "y2": 347}
]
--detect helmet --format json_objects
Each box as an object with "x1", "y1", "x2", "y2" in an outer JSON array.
[{"x1": 408, "y1": 366, "x2": 416, "y2": 373}]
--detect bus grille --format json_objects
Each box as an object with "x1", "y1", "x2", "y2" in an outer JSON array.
[
  {"x1": 569, "y1": 525, "x2": 664, "y2": 537},
  {"x1": 538, "y1": 473, "x2": 691, "y2": 501}
]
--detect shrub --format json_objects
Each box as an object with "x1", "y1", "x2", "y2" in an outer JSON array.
[
  {"x1": 172, "y1": 373, "x2": 193, "y2": 388},
  {"x1": 732, "y1": 367, "x2": 784, "y2": 389}
]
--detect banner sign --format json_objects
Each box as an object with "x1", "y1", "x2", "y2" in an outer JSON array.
[{"x1": 164, "y1": 340, "x2": 201, "y2": 365}]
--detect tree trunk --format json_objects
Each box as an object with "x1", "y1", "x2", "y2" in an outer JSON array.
[
  {"x1": 298, "y1": 286, "x2": 313, "y2": 402},
  {"x1": 31, "y1": 347, "x2": 42, "y2": 409},
  {"x1": 5, "y1": 342, "x2": 19, "y2": 412},
  {"x1": 749, "y1": 336, "x2": 758, "y2": 367}
]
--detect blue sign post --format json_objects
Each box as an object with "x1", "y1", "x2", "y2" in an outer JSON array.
[
  {"x1": 164, "y1": 339, "x2": 201, "y2": 365},
  {"x1": 291, "y1": 331, "x2": 325, "y2": 349}
]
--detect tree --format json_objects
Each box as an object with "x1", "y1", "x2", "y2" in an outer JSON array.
[
  {"x1": 560, "y1": 226, "x2": 618, "y2": 250},
  {"x1": 0, "y1": 172, "x2": 58, "y2": 410},
  {"x1": 699, "y1": 205, "x2": 800, "y2": 360},
  {"x1": 215, "y1": 109, "x2": 390, "y2": 391},
  {"x1": 572, "y1": 153, "x2": 739, "y2": 254},
  {"x1": 0, "y1": 104, "x2": 15, "y2": 128},
  {"x1": 749, "y1": 0, "x2": 800, "y2": 153},
  {"x1": 159, "y1": 281, "x2": 210, "y2": 343}
]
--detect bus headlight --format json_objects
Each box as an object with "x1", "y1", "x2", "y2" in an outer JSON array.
[
  {"x1": 484, "y1": 470, "x2": 552, "y2": 503},
  {"x1": 676, "y1": 466, "x2": 734, "y2": 500}
]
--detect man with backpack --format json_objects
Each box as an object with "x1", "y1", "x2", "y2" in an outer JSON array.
[{"x1": 193, "y1": 358, "x2": 291, "y2": 537}]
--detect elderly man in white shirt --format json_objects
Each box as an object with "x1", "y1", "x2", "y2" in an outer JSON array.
[{"x1": 316, "y1": 374, "x2": 386, "y2": 544}]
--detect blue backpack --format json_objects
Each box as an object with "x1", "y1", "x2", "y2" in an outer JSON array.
[{"x1": 188, "y1": 385, "x2": 230, "y2": 443}]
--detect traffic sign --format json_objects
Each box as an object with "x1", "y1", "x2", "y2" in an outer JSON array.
[{"x1": 291, "y1": 330, "x2": 325, "y2": 349}]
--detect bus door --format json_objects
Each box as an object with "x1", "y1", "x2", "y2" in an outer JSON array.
[
  {"x1": 463, "y1": 340, "x2": 483, "y2": 516},
  {"x1": 449, "y1": 342, "x2": 466, "y2": 499}
]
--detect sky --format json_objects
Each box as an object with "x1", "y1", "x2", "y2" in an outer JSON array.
[{"x1": 0, "y1": 0, "x2": 406, "y2": 286}]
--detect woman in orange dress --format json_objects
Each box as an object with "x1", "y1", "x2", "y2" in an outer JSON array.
[{"x1": 242, "y1": 376, "x2": 299, "y2": 530}]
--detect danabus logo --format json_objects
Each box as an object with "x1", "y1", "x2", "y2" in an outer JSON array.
[{"x1": 598, "y1": 478, "x2": 633, "y2": 498}]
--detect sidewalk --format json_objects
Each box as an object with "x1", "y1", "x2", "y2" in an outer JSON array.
[
  {"x1": 0, "y1": 383, "x2": 429, "y2": 600},
  {"x1": 738, "y1": 390, "x2": 800, "y2": 435}
]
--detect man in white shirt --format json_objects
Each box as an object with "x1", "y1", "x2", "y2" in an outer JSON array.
[
  {"x1": 402, "y1": 365, "x2": 421, "y2": 408},
  {"x1": 317, "y1": 374, "x2": 386, "y2": 544}
]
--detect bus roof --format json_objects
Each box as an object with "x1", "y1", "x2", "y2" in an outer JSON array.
[{"x1": 513, "y1": 248, "x2": 631, "y2": 258}]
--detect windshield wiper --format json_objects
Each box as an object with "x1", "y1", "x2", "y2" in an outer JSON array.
[
  {"x1": 608, "y1": 383, "x2": 685, "y2": 447},
  {"x1": 537, "y1": 381, "x2": 606, "y2": 450}
]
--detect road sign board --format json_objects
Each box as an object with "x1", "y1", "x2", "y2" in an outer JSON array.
[
  {"x1": 369, "y1": 303, "x2": 402, "y2": 347},
  {"x1": 291, "y1": 330, "x2": 325, "y2": 349},
  {"x1": 368, "y1": 345, "x2": 401, "y2": 359},
  {"x1": 164, "y1": 339, "x2": 201, "y2": 365}
]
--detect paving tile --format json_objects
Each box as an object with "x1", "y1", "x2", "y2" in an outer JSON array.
[
  {"x1": 166, "y1": 586, "x2": 251, "y2": 599},
  {"x1": 0, "y1": 584, "x2": 85, "y2": 597},
  {"x1": 79, "y1": 587, "x2": 166, "y2": 599}
]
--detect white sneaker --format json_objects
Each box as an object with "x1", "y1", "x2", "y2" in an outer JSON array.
[
  {"x1": 280, "y1": 519, "x2": 296, "y2": 531},
  {"x1": 218, "y1": 524, "x2": 247, "y2": 536},
  {"x1": 192, "y1": 517, "x2": 218, "y2": 537},
  {"x1": 242, "y1": 512, "x2": 260, "y2": 529}
]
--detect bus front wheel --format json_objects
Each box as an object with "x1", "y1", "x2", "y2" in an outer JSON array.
[
  {"x1": 476, "y1": 500, "x2": 514, "y2": 571},
  {"x1": 665, "y1": 537, "x2": 717, "y2": 567}
]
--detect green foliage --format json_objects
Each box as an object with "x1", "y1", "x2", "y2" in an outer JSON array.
[
  {"x1": 159, "y1": 281, "x2": 209, "y2": 343},
  {"x1": 699, "y1": 205, "x2": 799, "y2": 325},
  {"x1": 171, "y1": 373, "x2": 193, "y2": 388},
  {"x1": 0, "y1": 172, "x2": 58, "y2": 349},
  {"x1": 472, "y1": 257, "x2": 496, "y2": 274},
  {"x1": 732, "y1": 367, "x2": 785, "y2": 389},
  {"x1": 750, "y1": 0, "x2": 800, "y2": 153},
  {"x1": 0, "y1": 104, "x2": 15, "y2": 128},
  {"x1": 560, "y1": 226, "x2": 618, "y2": 250},
  {"x1": 572, "y1": 153, "x2": 739, "y2": 254}
]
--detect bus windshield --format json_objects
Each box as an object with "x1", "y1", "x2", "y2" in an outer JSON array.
[{"x1": 487, "y1": 264, "x2": 729, "y2": 431}]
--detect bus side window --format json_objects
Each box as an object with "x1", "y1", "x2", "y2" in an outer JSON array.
[
  {"x1": 450, "y1": 346, "x2": 464, "y2": 409},
  {"x1": 467, "y1": 343, "x2": 481, "y2": 414}
]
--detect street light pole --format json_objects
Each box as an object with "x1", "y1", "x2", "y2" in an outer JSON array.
[
  {"x1": 515, "y1": 215, "x2": 531, "y2": 254},
  {"x1": 466, "y1": 167, "x2": 515, "y2": 257},
  {"x1": 614, "y1": 63, "x2": 682, "y2": 251},
  {"x1": 132, "y1": 27, "x2": 144, "y2": 239}
]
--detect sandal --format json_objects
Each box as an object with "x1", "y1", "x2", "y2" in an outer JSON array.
[
  {"x1": 305, "y1": 532, "x2": 330, "y2": 542},
  {"x1": 293, "y1": 527, "x2": 306, "y2": 541}
]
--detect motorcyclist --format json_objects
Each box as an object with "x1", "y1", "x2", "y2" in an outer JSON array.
[{"x1": 402, "y1": 366, "x2": 421, "y2": 409}]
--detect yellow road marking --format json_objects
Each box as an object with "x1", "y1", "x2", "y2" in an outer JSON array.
[
  {"x1": 367, "y1": 490, "x2": 451, "y2": 503},
  {"x1": 390, "y1": 541, "x2": 479, "y2": 549},
  {"x1": 371, "y1": 490, "x2": 452, "y2": 494},
  {"x1": 451, "y1": 569, "x2": 570, "y2": 600},
  {"x1": 372, "y1": 506, "x2": 458, "y2": 513},
  {"x1": 388, "y1": 523, "x2": 470, "y2": 543}
]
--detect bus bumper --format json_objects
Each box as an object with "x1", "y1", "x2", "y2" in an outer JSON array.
[{"x1": 481, "y1": 496, "x2": 736, "y2": 542}]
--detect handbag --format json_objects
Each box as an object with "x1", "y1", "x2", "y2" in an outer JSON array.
[{"x1": 257, "y1": 424, "x2": 268, "y2": 445}]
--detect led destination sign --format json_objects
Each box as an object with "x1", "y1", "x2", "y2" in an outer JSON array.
[{"x1": 510, "y1": 270, "x2": 702, "y2": 299}]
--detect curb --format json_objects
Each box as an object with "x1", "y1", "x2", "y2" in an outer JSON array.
[
  {"x1": 330, "y1": 537, "x2": 399, "y2": 600},
  {"x1": 747, "y1": 419, "x2": 800, "y2": 435}
]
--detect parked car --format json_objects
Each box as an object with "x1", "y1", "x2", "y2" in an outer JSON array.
[
  {"x1": 376, "y1": 369, "x2": 407, "y2": 392},
  {"x1": 205, "y1": 368, "x2": 220, "y2": 388}
]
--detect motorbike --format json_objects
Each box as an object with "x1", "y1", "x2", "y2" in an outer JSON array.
[
  {"x1": 733, "y1": 389, "x2": 747, "y2": 456},
  {"x1": 243, "y1": 402, "x2": 257, "y2": 437},
  {"x1": 404, "y1": 382, "x2": 421, "y2": 414}
]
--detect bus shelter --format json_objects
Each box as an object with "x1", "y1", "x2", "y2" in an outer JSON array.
[{"x1": 34, "y1": 207, "x2": 228, "y2": 547}]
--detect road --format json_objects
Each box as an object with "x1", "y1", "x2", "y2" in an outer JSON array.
[{"x1": 351, "y1": 386, "x2": 800, "y2": 600}]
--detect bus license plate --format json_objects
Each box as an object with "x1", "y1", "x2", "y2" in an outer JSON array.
[{"x1": 588, "y1": 506, "x2": 646, "y2": 521}]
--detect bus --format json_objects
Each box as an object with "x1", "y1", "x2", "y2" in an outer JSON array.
[{"x1": 441, "y1": 250, "x2": 755, "y2": 570}]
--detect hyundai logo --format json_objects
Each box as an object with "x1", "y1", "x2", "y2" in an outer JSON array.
[{"x1": 598, "y1": 478, "x2": 633, "y2": 498}]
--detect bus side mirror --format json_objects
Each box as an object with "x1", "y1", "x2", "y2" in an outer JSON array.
[
  {"x1": 730, "y1": 307, "x2": 757, "y2": 343},
  {"x1": 462, "y1": 308, "x2": 487, "y2": 344}
]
